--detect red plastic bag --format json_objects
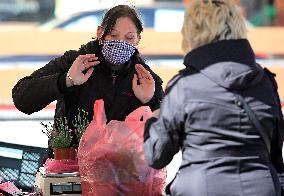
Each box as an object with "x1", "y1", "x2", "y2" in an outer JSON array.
[{"x1": 77, "y1": 99, "x2": 166, "y2": 196}]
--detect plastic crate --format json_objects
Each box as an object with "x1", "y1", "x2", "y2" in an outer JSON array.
[{"x1": 0, "y1": 141, "x2": 47, "y2": 191}]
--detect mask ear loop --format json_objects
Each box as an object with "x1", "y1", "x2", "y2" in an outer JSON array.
[
  {"x1": 99, "y1": 32, "x2": 107, "y2": 45},
  {"x1": 97, "y1": 26, "x2": 105, "y2": 45}
]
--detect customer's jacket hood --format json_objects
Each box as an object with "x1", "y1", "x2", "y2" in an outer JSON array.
[{"x1": 183, "y1": 39, "x2": 264, "y2": 90}]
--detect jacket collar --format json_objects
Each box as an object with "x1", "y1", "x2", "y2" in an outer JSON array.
[
  {"x1": 183, "y1": 39, "x2": 256, "y2": 69},
  {"x1": 182, "y1": 39, "x2": 264, "y2": 90}
]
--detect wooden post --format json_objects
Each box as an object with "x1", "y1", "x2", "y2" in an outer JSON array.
[{"x1": 275, "y1": 0, "x2": 284, "y2": 26}]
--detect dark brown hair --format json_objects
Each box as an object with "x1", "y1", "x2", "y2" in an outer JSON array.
[{"x1": 100, "y1": 5, "x2": 143, "y2": 38}]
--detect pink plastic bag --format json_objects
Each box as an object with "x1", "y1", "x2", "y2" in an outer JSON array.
[
  {"x1": 77, "y1": 100, "x2": 166, "y2": 196},
  {"x1": 0, "y1": 182, "x2": 21, "y2": 195},
  {"x1": 43, "y1": 158, "x2": 79, "y2": 173}
]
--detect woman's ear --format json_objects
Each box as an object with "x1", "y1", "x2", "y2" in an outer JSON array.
[
  {"x1": 97, "y1": 26, "x2": 103, "y2": 40},
  {"x1": 135, "y1": 34, "x2": 141, "y2": 46}
]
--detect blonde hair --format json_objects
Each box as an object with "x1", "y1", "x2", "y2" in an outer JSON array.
[{"x1": 182, "y1": 0, "x2": 247, "y2": 53}]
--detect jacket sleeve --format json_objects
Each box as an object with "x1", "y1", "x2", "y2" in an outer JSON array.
[
  {"x1": 12, "y1": 50, "x2": 78, "y2": 114},
  {"x1": 270, "y1": 117, "x2": 284, "y2": 173},
  {"x1": 270, "y1": 88, "x2": 284, "y2": 173},
  {"x1": 263, "y1": 68, "x2": 284, "y2": 172},
  {"x1": 143, "y1": 77, "x2": 185, "y2": 169}
]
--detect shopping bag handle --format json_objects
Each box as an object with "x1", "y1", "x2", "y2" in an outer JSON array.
[
  {"x1": 125, "y1": 106, "x2": 152, "y2": 123},
  {"x1": 92, "y1": 99, "x2": 107, "y2": 127}
]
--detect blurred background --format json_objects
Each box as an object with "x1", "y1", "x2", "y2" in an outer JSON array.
[{"x1": 0, "y1": 0, "x2": 283, "y2": 191}]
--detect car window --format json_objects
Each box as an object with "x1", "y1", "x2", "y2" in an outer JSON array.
[
  {"x1": 138, "y1": 8, "x2": 155, "y2": 28},
  {"x1": 154, "y1": 9, "x2": 184, "y2": 32},
  {"x1": 60, "y1": 14, "x2": 102, "y2": 31},
  {"x1": 138, "y1": 7, "x2": 184, "y2": 32}
]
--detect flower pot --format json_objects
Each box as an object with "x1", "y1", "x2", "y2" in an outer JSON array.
[{"x1": 54, "y1": 147, "x2": 76, "y2": 160}]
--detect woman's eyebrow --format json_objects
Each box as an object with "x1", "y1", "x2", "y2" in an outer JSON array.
[
  {"x1": 111, "y1": 28, "x2": 136, "y2": 34},
  {"x1": 110, "y1": 29, "x2": 118, "y2": 33}
]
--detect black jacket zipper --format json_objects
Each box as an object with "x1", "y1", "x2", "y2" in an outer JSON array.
[{"x1": 112, "y1": 73, "x2": 118, "y2": 85}]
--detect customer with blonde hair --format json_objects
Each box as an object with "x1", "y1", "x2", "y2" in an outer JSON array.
[{"x1": 144, "y1": 0, "x2": 284, "y2": 195}]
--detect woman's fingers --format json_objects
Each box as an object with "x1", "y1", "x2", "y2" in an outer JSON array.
[
  {"x1": 144, "y1": 70, "x2": 154, "y2": 81},
  {"x1": 135, "y1": 64, "x2": 144, "y2": 81},
  {"x1": 77, "y1": 54, "x2": 97, "y2": 63},
  {"x1": 135, "y1": 64, "x2": 154, "y2": 84},
  {"x1": 132, "y1": 74, "x2": 138, "y2": 89},
  {"x1": 68, "y1": 54, "x2": 99, "y2": 86},
  {"x1": 74, "y1": 54, "x2": 100, "y2": 71},
  {"x1": 83, "y1": 59, "x2": 100, "y2": 70},
  {"x1": 76, "y1": 54, "x2": 89, "y2": 64},
  {"x1": 135, "y1": 64, "x2": 148, "y2": 79},
  {"x1": 135, "y1": 64, "x2": 153, "y2": 79}
]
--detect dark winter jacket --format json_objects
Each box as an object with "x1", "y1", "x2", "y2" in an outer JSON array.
[
  {"x1": 12, "y1": 39, "x2": 164, "y2": 131},
  {"x1": 144, "y1": 39, "x2": 283, "y2": 196}
]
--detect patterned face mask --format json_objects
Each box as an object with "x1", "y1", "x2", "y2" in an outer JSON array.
[{"x1": 102, "y1": 40, "x2": 136, "y2": 65}]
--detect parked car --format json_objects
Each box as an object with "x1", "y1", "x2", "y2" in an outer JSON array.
[
  {"x1": 38, "y1": 2, "x2": 255, "y2": 33},
  {"x1": 38, "y1": 3, "x2": 186, "y2": 32}
]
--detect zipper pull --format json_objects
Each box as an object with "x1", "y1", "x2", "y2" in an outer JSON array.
[{"x1": 112, "y1": 74, "x2": 117, "y2": 85}]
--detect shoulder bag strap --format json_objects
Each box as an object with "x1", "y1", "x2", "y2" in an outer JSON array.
[{"x1": 235, "y1": 94, "x2": 271, "y2": 153}]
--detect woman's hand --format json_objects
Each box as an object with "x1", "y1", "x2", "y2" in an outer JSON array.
[
  {"x1": 151, "y1": 109, "x2": 160, "y2": 118},
  {"x1": 132, "y1": 64, "x2": 155, "y2": 104},
  {"x1": 66, "y1": 54, "x2": 100, "y2": 87}
]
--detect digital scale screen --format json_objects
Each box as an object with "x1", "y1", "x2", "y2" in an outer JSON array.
[{"x1": 50, "y1": 182, "x2": 81, "y2": 195}]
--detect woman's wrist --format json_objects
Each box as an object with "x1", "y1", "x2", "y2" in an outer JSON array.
[
  {"x1": 140, "y1": 97, "x2": 152, "y2": 104},
  {"x1": 66, "y1": 70, "x2": 75, "y2": 87}
]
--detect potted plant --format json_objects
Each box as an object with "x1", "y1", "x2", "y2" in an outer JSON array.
[
  {"x1": 41, "y1": 117, "x2": 75, "y2": 160},
  {"x1": 72, "y1": 109, "x2": 90, "y2": 147},
  {"x1": 41, "y1": 110, "x2": 90, "y2": 160}
]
